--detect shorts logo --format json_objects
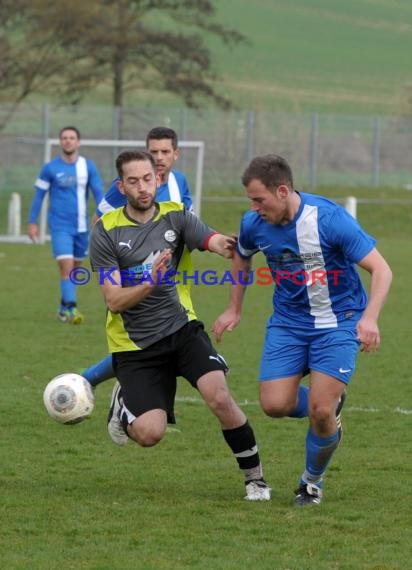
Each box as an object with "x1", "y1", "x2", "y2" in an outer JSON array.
[
  {"x1": 164, "y1": 230, "x2": 176, "y2": 243},
  {"x1": 339, "y1": 367, "x2": 351, "y2": 374}
]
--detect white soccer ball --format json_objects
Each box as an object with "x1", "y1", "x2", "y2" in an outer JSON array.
[{"x1": 43, "y1": 373, "x2": 95, "y2": 424}]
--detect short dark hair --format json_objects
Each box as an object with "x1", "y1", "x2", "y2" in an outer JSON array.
[
  {"x1": 59, "y1": 126, "x2": 81, "y2": 139},
  {"x1": 241, "y1": 154, "x2": 294, "y2": 190},
  {"x1": 146, "y1": 126, "x2": 178, "y2": 149},
  {"x1": 115, "y1": 150, "x2": 156, "y2": 179}
]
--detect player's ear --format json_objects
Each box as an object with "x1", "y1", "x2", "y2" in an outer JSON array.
[
  {"x1": 173, "y1": 148, "x2": 180, "y2": 161},
  {"x1": 155, "y1": 173, "x2": 162, "y2": 187},
  {"x1": 116, "y1": 179, "x2": 126, "y2": 195},
  {"x1": 277, "y1": 184, "x2": 290, "y2": 199}
]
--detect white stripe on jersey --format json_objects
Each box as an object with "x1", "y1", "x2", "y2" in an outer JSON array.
[
  {"x1": 167, "y1": 172, "x2": 180, "y2": 202},
  {"x1": 98, "y1": 197, "x2": 115, "y2": 214},
  {"x1": 35, "y1": 178, "x2": 50, "y2": 191},
  {"x1": 296, "y1": 204, "x2": 337, "y2": 328},
  {"x1": 76, "y1": 157, "x2": 88, "y2": 232}
]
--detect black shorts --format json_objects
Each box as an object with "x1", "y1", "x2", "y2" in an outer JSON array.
[{"x1": 112, "y1": 320, "x2": 228, "y2": 424}]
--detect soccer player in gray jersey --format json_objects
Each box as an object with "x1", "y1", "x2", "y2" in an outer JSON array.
[{"x1": 89, "y1": 150, "x2": 271, "y2": 501}]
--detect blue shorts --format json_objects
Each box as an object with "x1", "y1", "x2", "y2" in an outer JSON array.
[
  {"x1": 51, "y1": 231, "x2": 89, "y2": 261},
  {"x1": 259, "y1": 324, "x2": 360, "y2": 384}
]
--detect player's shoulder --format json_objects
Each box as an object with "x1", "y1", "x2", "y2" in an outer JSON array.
[
  {"x1": 157, "y1": 201, "x2": 185, "y2": 216},
  {"x1": 44, "y1": 156, "x2": 63, "y2": 170},
  {"x1": 80, "y1": 155, "x2": 99, "y2": 170},
  {"x1": 241, "y1": 210, "x2": 261, "y2": 229},
  {"x1": 300, "y1": 191, "x2": 341, "y2": 211},
  {"x1": 170, "y1": 169, "x2": 188, "y2": 184},
  {"x1": 99, "y1": 206, "x2": 132, "y2": 231}
]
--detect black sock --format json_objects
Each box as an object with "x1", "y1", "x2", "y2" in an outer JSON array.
[{"x1": 222, "y1": 421, "x2": 263, "y2": 481}]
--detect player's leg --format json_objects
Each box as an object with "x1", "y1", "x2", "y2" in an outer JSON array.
[
  {"x1": 294, "y1": 372, "x2": 345, "y2": 506},
  {"x1": 82, "y1": 354, "x2": 114, "y2": 387},
  {"x1": 178, "y1": 321, "x2": 271, "y2": 501},
  {"x1": 259, "y1": 324, "x2": 309, "y2": 419},
  {"x1": 68, "y1": 232, "x2": 90, "y2": 323},
  {"x1": 108, "y1": 350, "x2": 176, "y2": 447},
  {"x1": 294, "y1": 328, "x2": 358, "y2": 506},
  {"x1": 198, "y1": 372, "x2": 271, "y2": 501},
  {"x1": 52, "y1": 230, "x2": 83, "y2": 324}
]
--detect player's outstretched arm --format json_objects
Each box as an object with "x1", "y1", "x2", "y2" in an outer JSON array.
[
  {"x1": 356, "y1": 248, "x2": 392, "y2": 352},
  {"x1": 207, "y1": 233, "x2": 237, "y2": 259},
  {"x1": 212, "y1": 252, "x2": 252, "y2": 343}
]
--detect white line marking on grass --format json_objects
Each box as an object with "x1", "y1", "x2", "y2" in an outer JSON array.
[
  {"x1": 175, "y1": 397, "x2": 412, "y2": 415},
  {"x1": 394, "y1": 407, "x2": 412, "y2": 415}
]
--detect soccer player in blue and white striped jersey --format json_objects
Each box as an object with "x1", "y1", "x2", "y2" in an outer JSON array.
[
  {"x1": 28, "y1": 126, "x2": 104, "y2": 323},
  {"x1": 213, "y1": 154, "x2": 393, "y2": 506},
  {"x1": 95, "y1": 126, "x2": 193, "y2": 219}
]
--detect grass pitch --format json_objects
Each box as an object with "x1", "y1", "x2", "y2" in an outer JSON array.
[{"x1": 0, "y1": 196, "x2": 411, "y2": 569}]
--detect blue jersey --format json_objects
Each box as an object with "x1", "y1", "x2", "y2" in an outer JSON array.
[
  {"x1": 96, "y1": 170, "x2": 193, "y2": 216},
  {"x1": 29, "y1": 155, "x2": 104, "y2": 234},
  {"x1": 237, "y1": 192, "x2": 376, "y2": 330}
]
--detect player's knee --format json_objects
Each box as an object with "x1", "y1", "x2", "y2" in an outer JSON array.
[
  {"x1": 206, "y1": 384, "x2": 234, "y2": 416},
  {"x1": 308, "y1": 402, "x2": 333, "y2": 431},
  {"x1": 260, "y1": 395, "x2": 294, "y2": 418},
  {"x1": 129, "y1": 422, "x2": 166, "y2": 447}
]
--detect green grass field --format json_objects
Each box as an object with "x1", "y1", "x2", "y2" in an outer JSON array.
[{"x1": 1, "y1": 198, "x2": 411, "y2": 569}]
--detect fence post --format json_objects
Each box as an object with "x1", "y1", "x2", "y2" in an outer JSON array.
[
  {"x1": 344, "y1": 196, "x2": 357, "y2": 219},
  {"x1": 372, "y1": 116, "x2": 381, "y2": 187},
  {"x1": 180, "y1": 107, "x2": 188, "y2": 173},
  {"x1": 8, "y1": 192, "x2": 21, "y2": 236},
  {"x1": 309, "y1": 113, "x2": 318, "y2": 188},
  {"x1": 245, "y1": 110, "x2": 255, "y2": 164}
]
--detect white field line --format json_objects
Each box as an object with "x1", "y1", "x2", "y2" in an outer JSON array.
[{"x1": 175, "y1": 396, "x2": 412, "y2": 415}]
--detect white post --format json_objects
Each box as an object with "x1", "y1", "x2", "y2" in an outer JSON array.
[
  {"x1": 8, "y1": 192, "x2": 21, "y2": 236},
  {"x1": 38, "y1": 139, "x2": 53, "y2": 244},
  {"x1": 194, "y1": 142, "x2": 204, "y2": 217},
  {"x1": 344, "y1": 196, "x2": 357, "y2": 219}
]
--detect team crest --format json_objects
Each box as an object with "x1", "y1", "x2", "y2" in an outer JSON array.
[{"x1": 164, "y1": 230, "x2": 176, "y2": 243}]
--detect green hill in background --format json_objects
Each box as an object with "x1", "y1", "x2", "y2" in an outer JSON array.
[
  {"x1": 103, "y1": 0, "x2": 411, "y2": 116},
  {"x1": 209, "y1": 0, "x2": 412, "y2": 115},
  {"x1": 209, "y1": 0, "x2": 412, "y2": 114}
]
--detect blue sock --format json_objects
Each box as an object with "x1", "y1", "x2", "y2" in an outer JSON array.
[
  {"x1": 301, "y1": 428, "x2": 340, "y2": 485},
  {"x1": 82, "y1": 355, "x2": 114, "y2": 387},
  {"x1": 289, "y1": 385, "x2": 309, "y2": 418},
  {"x1": 60, "y1": 279, "x2": 76, "y2": 309}
]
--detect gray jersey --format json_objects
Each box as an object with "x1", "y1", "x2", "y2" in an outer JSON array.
[{"x1": 90, "y1": 201, "x2": 214, "y2": 351}]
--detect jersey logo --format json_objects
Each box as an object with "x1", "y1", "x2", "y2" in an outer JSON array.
[
  {"x1": 119, "y1": 240, "x2": 132, "y2": 250},
  {"x1": 164, "y1": 230, "x2": 176, "y2": 243}
]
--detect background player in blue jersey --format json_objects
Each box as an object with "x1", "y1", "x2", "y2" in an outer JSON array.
[
  {"x1": 28, "y1": 126, "x2": 104, "y2": 324},
  {"x1": 213, "y1": 154, "x2": 392, "y2": 506},
  {"x1": 82, "y1": 127, "x2": 193, "y2": 385},
  {"x1": 94, "y1": 126, "x2": 193, "y2": 220}
]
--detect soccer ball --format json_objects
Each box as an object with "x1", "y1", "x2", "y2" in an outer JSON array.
[{"x1": 43, "y1": 373, "x2": 95, "y2": 424}]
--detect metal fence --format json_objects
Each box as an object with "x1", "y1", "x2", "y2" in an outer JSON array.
[{"x1": 1, "y1": 102, "x2": 411, "y2": 206}]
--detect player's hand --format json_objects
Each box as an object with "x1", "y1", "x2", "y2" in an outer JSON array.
[
  {"x1": 208, "y1": 233, "x2": 238, "y2": 259},
  {"x1": 356, "y1": 317, "x2": 380, "y2": 352},
  {"x1": 27, "y1": 223, "x2": 38, "y2": 243},
  {"x1": 212, "y1": 309, "x2": 241, "y2": 343},
  {"x1": 152, "y1": 249, "x2": 172, "y2": 285}
]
